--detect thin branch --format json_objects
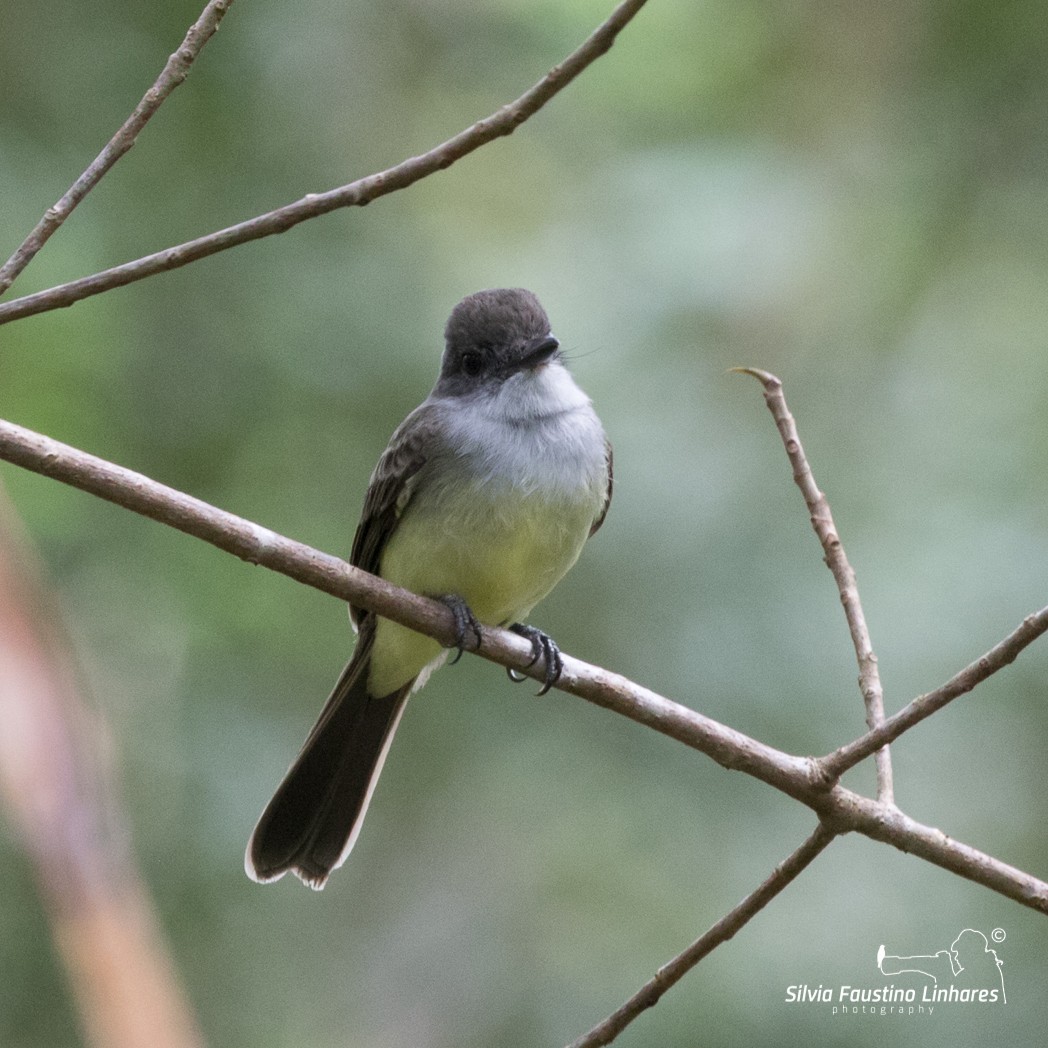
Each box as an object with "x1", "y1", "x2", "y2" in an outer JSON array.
[
  {"x1": 0, "y1": 0, "x2": 234, "y2": 296},
  {"x1": 820, "y1": 604, "x2": 1048, "y2": 778},
  {"x1": 734, "y1": 368, "x2": 895, "y2": 804},
  {"x1": 567, "y1": 823, "x2": 838, "y2": 1048},
  {"x1": 826, "y1": 785, "x2": 1047, "y2": 909},
  {"x1": 0, "y1": 0, "x2": 649, "y2": 327},
  {"x1": 1, "y1": 414, "x2": 1046, "y2": 916}
]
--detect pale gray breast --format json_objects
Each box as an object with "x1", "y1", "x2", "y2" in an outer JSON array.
[{"x1": 442, "y1": 400, "x2": 607, "y2": 505}]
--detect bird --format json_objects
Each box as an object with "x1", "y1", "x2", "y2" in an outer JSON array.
[{"x1": 246, "y1": 288, "x2": 612, "y2": 888}]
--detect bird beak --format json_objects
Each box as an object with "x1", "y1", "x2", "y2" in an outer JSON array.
[{"x1": 518, "y1": 335, "x2": 560, "y2": 371}]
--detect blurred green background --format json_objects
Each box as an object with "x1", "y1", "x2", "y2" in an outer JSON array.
[{"x1": 2, "y1": 0, "x2": 1047, "y2": 1045}]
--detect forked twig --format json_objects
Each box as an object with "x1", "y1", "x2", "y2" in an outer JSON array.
[
  {"x1": 566, "y1": 823, "x2": 838, "y2": 1048},
  {"x1": 0, "y1": 0, "x2": 235, "y2": 295},
  {"x1": 734, "y1": 368, "x2": 895, "y2": 803},
  {"x1": 3, "y1": 395, "x2": 1048, "y2": 1048},
  {"x1": 2, "y1": 413, "x2": 1046, "y2": 918},
  {"x1": 0, "y1": 0, "x2": 648, "y2": 326}
]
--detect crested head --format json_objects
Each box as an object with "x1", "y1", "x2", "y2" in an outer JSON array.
[
  {"x1": 435, "y1": 289, "x2": 563, "y2": 399},
  {"x1": 444, "y1": 288, "x2": 551, "y2": 352}
]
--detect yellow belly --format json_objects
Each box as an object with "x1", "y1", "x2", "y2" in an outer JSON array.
[{"x1": 367, "y1": 489, "x2": 593, "y2": 696}]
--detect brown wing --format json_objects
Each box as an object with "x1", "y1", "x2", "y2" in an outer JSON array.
[
  {"x1": 348, "y1": 405, "x2": 437, "y2": 627},
  {"x1": 589, "y1": 438, "x2": 613, "y2": 537}
]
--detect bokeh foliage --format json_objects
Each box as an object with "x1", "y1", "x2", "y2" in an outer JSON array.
[{"x1": 1, "y1": 0, "x2": 1047, "y2": 1045}]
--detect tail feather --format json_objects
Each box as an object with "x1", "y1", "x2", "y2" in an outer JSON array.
[{"x1": 246, "y1": 650, "x2": 412, "y2": 889}]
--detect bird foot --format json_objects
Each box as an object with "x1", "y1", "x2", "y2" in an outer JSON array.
[
  {"x1": 506, "y1": 623, "x2": 563, "y2": 696},
  {"x1": 437, "y1": 594, "x2": 484, "y2": 664}
]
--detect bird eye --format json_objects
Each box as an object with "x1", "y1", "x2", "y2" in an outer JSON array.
[{"x1": 460, "y1": 351, "x2": 483, "y2": 376}]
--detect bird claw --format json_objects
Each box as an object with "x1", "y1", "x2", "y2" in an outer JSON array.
[
  {"x1": 506, "y1": 623, "x2": 562, "y2": 695},
  {"x1": 437, "y1": 594, "x2": 483, "y2": 664}
]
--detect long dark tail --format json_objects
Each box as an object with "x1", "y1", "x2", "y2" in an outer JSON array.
[{"x1": 246, "y1": 641, "x2": 412, "y2": 890}]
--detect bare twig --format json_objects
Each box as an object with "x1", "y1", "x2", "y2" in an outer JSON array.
[
  {"x1": 0, "y1": 0, "x2": 649, "y2": 326},
  {"x1": 1, "y1": 414, "x2": 1046, "y2": 915},
  {"x1": 567, "y1": 823, "x2": 838, "y2": 1048},
  {"x1": 820, "y1": 605, "x2": 1048, "y2": 778},
  {"x1": 0, "y1": 0, "x2": 234, "y2": 296},
  {"x1": 828, "y1": 787, "x2": 1047, "y2": 907},
  {"x1": 734, "y1": 368, "x2": 895, "y2": 804}
]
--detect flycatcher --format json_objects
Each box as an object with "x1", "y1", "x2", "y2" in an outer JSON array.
[{"x1": 246, "y1": 288, "x2": 612, "y2": 889}]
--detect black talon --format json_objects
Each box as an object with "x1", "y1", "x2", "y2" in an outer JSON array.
[
  {"x1": 507, "y1": 623, "x2": 563, "y2": 695},
  {"x1": 437, "y1": 594, "x2": 483, "y2": 664}
]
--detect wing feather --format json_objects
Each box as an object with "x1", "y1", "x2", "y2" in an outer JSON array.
[
  {"x1": 348, "y1": 406, "x2": 439, "y2": 627},
  {"x1": 589, "y1": 438, "x2": 613, "y2": 537}
]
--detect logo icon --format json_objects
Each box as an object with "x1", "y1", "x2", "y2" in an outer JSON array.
[{"x1": 877, "y1": 928, "x2": 1006, "y2": 1004}]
